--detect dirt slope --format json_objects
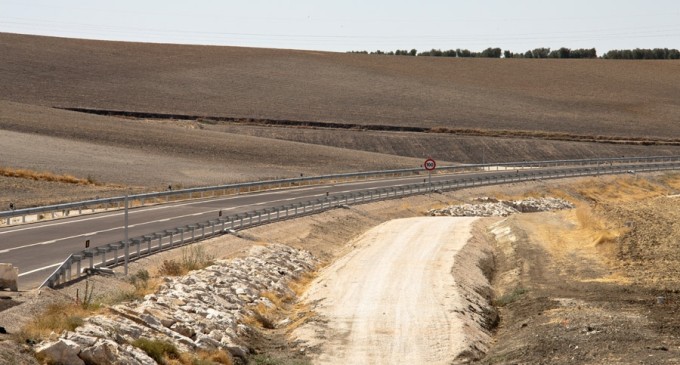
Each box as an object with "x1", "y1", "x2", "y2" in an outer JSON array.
[
  {"x1": 1, "y1": 32, "x2": 679, "y2": 138},
  {"x1": 0, "y1": 100, "x2": 424, "y2": 206}
]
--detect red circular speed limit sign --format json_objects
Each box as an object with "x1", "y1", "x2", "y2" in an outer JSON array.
[{"x1": 424, "y1": 158, "x2": 436, "y2": 171}]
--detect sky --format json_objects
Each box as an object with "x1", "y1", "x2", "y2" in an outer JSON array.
[{"x1": 0, "y1": 0, "x2": 678, "y2": 54}]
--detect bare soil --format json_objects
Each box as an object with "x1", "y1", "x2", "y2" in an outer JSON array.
[
  {"x1": 0, "y1": 100, "x2": 423, "y2": 207},
  {"x1": 2, "y1": 33, "x2": 680, "y2": 139}
]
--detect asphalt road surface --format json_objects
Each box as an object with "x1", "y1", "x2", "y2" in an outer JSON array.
[
  {"x1": 1, "y1": 170, "x2": 478, "y2": 288},
  {"x1": 0, "y1": 163, "x2": 673, "y2": 289}
]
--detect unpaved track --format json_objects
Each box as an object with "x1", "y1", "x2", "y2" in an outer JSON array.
[{"x1": 297, "y1": 217, "x2": 477, "y2": 365}]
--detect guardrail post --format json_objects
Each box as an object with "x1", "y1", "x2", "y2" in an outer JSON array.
[
  {"x1": 176, "y1": 228, "x2": 183, "y2": 245},
  {"x1": 134, "y1": 239, "x2": 141, "y2": 258},
  {"x1": 100, "y1": 248, "x2": 106, "y2": 266},
  {"x1": 88, "y1": 251, "x2": 94, "y2": 270},
  {"x1": 74, "y1": 256, "x2": 82, "y2": 278},
  {"x1": 145, "y1": 237, "x2": 152, "y2": 255},
  {"x1": 66, "y1": 259, "x2": 72, "y2": 281}
]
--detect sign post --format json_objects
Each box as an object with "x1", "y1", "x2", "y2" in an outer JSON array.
[{"x1": 424, "y1": 158, "x2": 436, "y2": 192}]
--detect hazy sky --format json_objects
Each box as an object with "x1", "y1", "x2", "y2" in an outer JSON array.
[{"x1": 0, "y1": 0, "x2": 678, "y2": 53}]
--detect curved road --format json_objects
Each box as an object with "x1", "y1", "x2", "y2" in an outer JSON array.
[
  {"x1": 1, "y1": 170, "x2": 481, "y2": 288},
  {"x1": 0, "y1": 163, "x2": 674, "y2": 289}
]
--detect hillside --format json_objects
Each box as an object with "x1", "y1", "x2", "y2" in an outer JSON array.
[
  {"x1": 1, "y1": 33, "x2": 679, "y2": 139},
  {"x1": 1, "y1": 32, "x2": 680, "y2": 206}
]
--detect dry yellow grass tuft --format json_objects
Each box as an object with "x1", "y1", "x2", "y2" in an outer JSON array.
[
  {"x1": 575, "y1": 176, "x2": 668, "y2": 203},
  {"x1": 17, "y1": 301, "x2": 100, "y2": 342},
  {"x1": 287, "y1": 271, "x2": 317, "y2": 297},
  {"x1": 243, "y1": 270, "x2": 319, "y2": 332},
  {"x1": 659, "y1": 173, "x2": 680, "y2": 192},
  {"x1": 0, "y1": 166, "x2": 97, "y2": 185},
  {"x1": 170, "y1": 349, "x2": 234, "y2": 365}
]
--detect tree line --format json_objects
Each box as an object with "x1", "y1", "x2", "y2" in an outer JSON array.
[{"x1": 348, "y1": 47, "x2": 680, "y2": 59}]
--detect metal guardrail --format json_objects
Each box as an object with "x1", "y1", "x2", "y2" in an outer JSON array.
[
  {"x1": 4, "y1": 155, "x2": 680, "y2": 226},
  {"x1": 41, "y1": 160, "x2": 680, "y2": 288}
]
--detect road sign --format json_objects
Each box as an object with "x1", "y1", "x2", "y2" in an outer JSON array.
[{"x1": 424, "y1": 158, "x2": 436, "y2": 171}]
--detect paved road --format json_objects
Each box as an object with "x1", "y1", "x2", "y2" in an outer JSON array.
[
  {"x1": 1, "y1": 162, "x2": 675, "y2": 289},
  {"x1": 0, "y1": 170, "x2": 487, "y2": 288},
  {"x1": 294, "y1": 217, "x2": 477, "y2": 364}
]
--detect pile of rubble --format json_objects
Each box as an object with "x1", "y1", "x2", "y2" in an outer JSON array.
[
  {"x1": 36, "y1": 244, "x2": 317, "y2": 365},
  {"x1": 429, "y1": 197, "x2": 574, "y2": 217}
]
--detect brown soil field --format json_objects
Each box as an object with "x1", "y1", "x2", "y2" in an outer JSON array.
[
  {"x1": 2, "y1": 32, "x2": 679, "y2": 207},
  {"x1": 0, "y1": 100, "x2": 423, "y2": 207},
  {"x1": 1, "y1": 32, "x2": 679, "y2": 139}
]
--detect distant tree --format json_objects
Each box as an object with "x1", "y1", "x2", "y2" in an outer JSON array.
[
  {"x1": 442, "y1": 49, "x2": 457, "y2": 57},
  {"x1": 409, "y1": 49, "x2": 417, "y2": 56},
  {"x1": 531, "y1": 48, "x2": 551, "y2": 58},
  {"x1": 603, "y1": 48, "x2": 679, "y2": 59},
  {"x1": 524, "y1": 50, "x2": 533, "y2": 58},
  {"x1": 504, "y1": 50, "x2": 514, "y2": 58},
  {"x1": 457, "y1": 48, "x2": 472, "y2": 57},
  {"x1": 653, "y1": 48, "x2": 667, "y2": 59},
  {"x1": 570, "y1": 48, "x2": 597, "y2": 58},
  {"x1": 481, "y1": 47, "x2": 502, "y2": 58}
]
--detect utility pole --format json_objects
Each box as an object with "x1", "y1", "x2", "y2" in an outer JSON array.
[{"x1": 124, "y1": 194, "x2": 129, "y2": 275}]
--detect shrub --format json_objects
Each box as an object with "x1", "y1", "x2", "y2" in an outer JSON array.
[
  {"x1": 129, "y1": 269, "x2": 150, "y2": 289},
  {"x1": 19, "y1": 302, "x2": 93, "y2": 342},
  {"x1": 132, "y1": 338, "x2": 180, "y2": 364},
  {"x1": 159, "y1": 259, "x2": 184, "y2": 276},
  {"x1": 181, "y1": 246, "x2": 215, "y2": 272}
]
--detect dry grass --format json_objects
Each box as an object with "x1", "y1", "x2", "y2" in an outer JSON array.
[
  {"x1": 0, "y1": 166, "x2": 97, "y2": 185},
  {"x1": 137, "y1": 343, "x2": 234, "y2": 365},
  {"x1": 158, "y1": 246, "x2": 216, "y2": 276},
  {"x1": 244, "y1": 270, "x2": 319, "y2": 331},
  {"x1": 287, "y1": 271, "x2": 317, "y2": 297},
  {"x1": 16, "y1": 301, "x2": 99, "y2": 343},
  {"x1": 574, "y1": 176, "x2": 669, "y2": 203},
  {"x1": 658, "y1": 173, "x2": 680, "y2": 191}
]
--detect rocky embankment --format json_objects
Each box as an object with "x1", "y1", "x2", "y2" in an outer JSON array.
[
  {"x1": 35, "y1": 245, "x2": 317, "y2": 365},
  {"x1": 429, "y1": 197, "x2": 574, "y2": 217}
]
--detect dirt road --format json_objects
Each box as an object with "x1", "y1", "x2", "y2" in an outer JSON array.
[{"x1": 295, "y1": 217, "x2": 478, "y2": 364}]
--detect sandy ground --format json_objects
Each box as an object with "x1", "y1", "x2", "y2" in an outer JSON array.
[{"x1": 294, "y1": 217, "x2": 477, "y2": 365}]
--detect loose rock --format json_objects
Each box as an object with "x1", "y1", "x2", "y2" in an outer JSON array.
[{"x1": 429, "y1": 197, "x2": 574, "y2": 217}]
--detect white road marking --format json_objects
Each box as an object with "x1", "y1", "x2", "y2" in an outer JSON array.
[
  {"x1": 1, "y1": 195, "x2": 338, "y2": 254},
  {"x1": 0, "y1": 175, "x2": 443, "y2": 235},
  {"x1": 18, "y1": 262, "x2": 62, "y2": 277}
]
